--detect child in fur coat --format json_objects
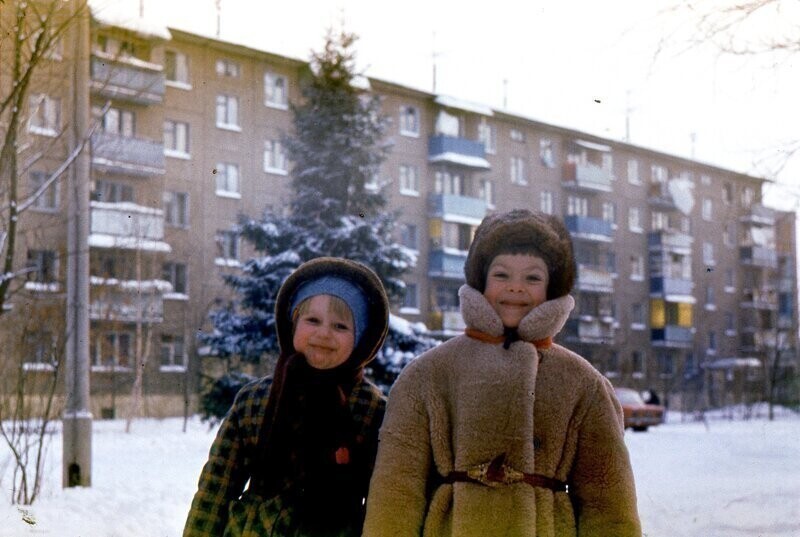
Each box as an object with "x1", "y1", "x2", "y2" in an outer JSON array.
[
  {"x1": 363, "y1": 210, "x2": 641, "y2": 537},
  {"x1": 184, "y1": 257, "x2": 389, "y2": 537}
]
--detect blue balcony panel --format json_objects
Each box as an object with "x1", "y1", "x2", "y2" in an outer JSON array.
[
  {"x1": 90, "y1": 54, "x2": 165, "y2": 105},
  {"x1": 651, "y1": 325, "x2": 693, "y2": 348},
  {"x1": 429, "y1": 194, "x2": 488, "y2": 225},
  {"x1": 428, "y1": 249, "x2": 467, "y2": 280},
  {"x1": 562, "y1": 162, "x2": 613, "y2": 192},
  {"x1": 564, "y1": 215, "x2": 613, "y2": 242},
  {"x1": 739, "y1": 245, "x2": 778, "y2": 268},
  {"x1": 428, "y1": 135, "x2": 490, "y2": 169}
]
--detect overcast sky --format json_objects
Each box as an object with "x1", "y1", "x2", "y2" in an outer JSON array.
[{"x1": 92, "y1": 0, "x2": 800, "y2": 209}]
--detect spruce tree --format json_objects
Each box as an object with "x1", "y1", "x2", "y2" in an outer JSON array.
[{"x1": 199, "y1": 30, "x2": 436, "y2": 422}]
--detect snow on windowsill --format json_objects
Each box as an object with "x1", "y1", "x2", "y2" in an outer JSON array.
[
  {"x1": 725, "y1": 286, "x2": 736, "y2": 293},
  {"x1": 631, "y1": 323, "x2": 646, "y2": 331},
  {"x1": 629, "y1": 226, "x2": 644, "y2": 234},
  {"x1": 428, "y1": 152, "x2": 491, "y2": 169},
  {"x1": 725, "y1": 329, "x2": 737, "y2": 337},
  {"x1": 23, "y1": 363, "x2": 56, "y2": 372},
  {"x1": 159, "y1": 365, "x2": 187, "y2": 373},
  {"x1": 705, "y1": 304, "x2": 717, "y2": 311},
  {"x1": 164, "y1": 149, "x2": 191, "y2": 160},
  {"x1": 630, "y1": 275, "x2": 645, "y2": 282},
  {"x1": 28, "y1": 126, "x2": 58, "y2": 137},
  {"x1": 399, "y1": 188, "x2": 420, "y2": 197},
  {"x1": 399, "y1": 129, "x2": 420, "y2": 138},
  {"x1": 264, "y1": 101, "x2": 289, "y2": 111},
  {"x1": 215, "y1": 258, "x2": 241, "y2": 268},
  {"x1": 166, "y1": 80, "x2": 192, "y2": 91},
  {"x1": 88, "y1": 233, "x2": 171, "y2": 253},
  {"x1": 24, "y1": 282, "x2": 60, "y2": 292},
  {"x1": 163, "y1": 292, "x2": 189, "y2": 301},
  {"x1": 215, "y1": 190, "x2": 242, "y2": 200},
  {"x1": 91, "y1": 366, "x2": 133, "y2": 373},
  {"x1": 92, "y1": 49, "x2": 163, "y2": 71},
  {"x1": 399, "y1": 307, "x2": 421, "y2": 315},
  {"x1": 264, "y1": 167, "x2": 288, "y2": 176},
  {"x1": 90, "y1": 276, "x2": 173, "y2": 293},
  {"x1": 216, "y1": 123, "x2": 242, "y2": 133}
]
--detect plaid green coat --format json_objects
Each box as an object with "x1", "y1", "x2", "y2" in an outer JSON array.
[{"x1": 184, "y1": 376, "x2": 386, "y2": 537}]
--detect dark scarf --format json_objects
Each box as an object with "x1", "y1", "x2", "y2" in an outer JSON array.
[{"x1": 253, "y1": 352, "x2": 366, "y2": 529}]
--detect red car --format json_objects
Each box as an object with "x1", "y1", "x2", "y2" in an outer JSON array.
[{"x1": 614, "y1": 388, "x2": 665, "y2": 432}]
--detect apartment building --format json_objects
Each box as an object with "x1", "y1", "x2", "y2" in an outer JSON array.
[{"x1": 3, "y1": 9, "x2": 797, "y2": 416}]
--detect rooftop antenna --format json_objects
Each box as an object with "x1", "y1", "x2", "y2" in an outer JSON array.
[
  {"x1": 215, "y1": 0, "x2": 222, "y2": 38},
  {"x1": 690, "y1": 131, "x2": 697, "y2": 159},
  {"x1": 139, "y1": 0, "x2": 144, "y2": 18},
  {"x1": 503, "y1": 78, "x2": 508, "y2": 109},
  {"x1": 624, "y1": 90, "x2": 633, "y2": 142},
  {"x1": 432, "y1": 31, "x2": 441, "y2": 93}
]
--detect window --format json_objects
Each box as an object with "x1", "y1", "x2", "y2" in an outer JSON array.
[
  {"x1": 164, "y1": 50, "x2": 189, "y2": 85},
  {"x1": 215, "y1": 95, "x2": 239, "y2": 129},
  {"x1": 162, "y1": 262, "x2": 187, "y2": 295},
  {"x1": 632, "y1": 351, "x2": 645, "y2": 376},
  {"x1": 658, "y1": 352, "x2": 674, "y2": 377},
  {"x1": 479, "y1": 179, "x2": 495, "y2": 208},
  {"x1": 700, "y1": 174, "x2": 711, "y2": 186},
  {"x1": 24, "y1": 331, "x2": 57, "y2": 370},
  {"x1": 27, "y1": 250, "x2": 58, "y2": 283},
  {"x1": 540, "y1": 191, "x2": 554, "y2": 215},
  {"x1": 29, "y1": 171, "x2": 58, "y2": 211},
  {"x1": 705, "y1": 285, "x2": 716, "y2": 309},
  {"x1": 725, "y1": 312, "x2": 736, "y2": 335},
  {"x1": 606, "y1": 352, "x2": 619, "y2": 376},
  {"x1": 602, "y1": 153, "x2": 614, "y2": 175},
  {"x1": 216, "y1": 230, "x2": 239, "y2": 261},
  {"x1": 703, "y1": 242, "x2": 715, "y2": 266},
  {"x1": 215, "y1": 58, "x2": 240, "y2": 77},
  {"x1": 628, "y1": 207, "x2": 642, "y2": 232},
  {"x1": 160, "y1": 335, "x2": 186, "y2": 371},
  {"x1": 602, "y1": 202, "x2": 616, "y2": 224},
  {"x1": 478, "y1": 121, "x2": 496, "y2": 154},
  {"x1": 631, "y1": 302, "x2": 645, "y2": 329},
  {"x1": 401, "y1": 283, "x2": 419, "y2": 311},
  {"x1": 724, "y1": 222, "x2": 736, "y2": 247},
  {"x1": 567, "y1": 195, "x2": 588, "y2": 217},
  {"x1": 399, "y1": 165, "x2": 420, "y2": 195},
  {"x1": 540, "y1": 138, "x2": 555, "y2": 168},
  {"x1": 164, "y1": 120, "x2": 190, "y2": 156},
  {"x1": 651, "y1": 210, "x2": 668, "y2": 231},
  {"x1": 741, "y1": 186, "x2": 754, "y2": 208},
  {"x1": 702, "y1": 198, "x2": 713, "y2": 221},
  {"x1": 399, "y1": 105, "x2": 420, "y2": 137},
  {"x1": 400, "y1": 224, "x2": 418, "y2": 250},
  {"x1": 510, "y1": 128, "x2": 525, "y2": 142},
  {"x1": 723, "y1": 183, "x2": 734, "y2": 205},
  {"x1": 630, "y1": 255, "x2": 644, "y2": 281},
  {"x1": 510, "y1": 156, "x2": 526, "y2": 185},
  {"x1": 707, "y1": 331, "x2": 717, "y2": 354},
  {"x1": 97, "y1": 106, "x2": 134, "y2": 137},
  {"x1": 651, "y1": 164, "x2": 668, "y2": 184},
  {"x1": 215, "y1": 162, "x2": 240, "y2": 196},
  {"x1": 264, "y1": 72, "x2": 288, "y2": 109},
  {"x1": 725, "y1": 268, "x2": 735, "y2": 292},
  {"x1": 440, "y1": 222, "x2": 473, "y2": 251},
  {"x1": 93, "y1": 180, "x2": 133, "y2": 203},
  {"x1": 434, "y1": 170, "x2": 461, "y2": 195},
  {"x1": 28, "y1": 94, "x2": 60, "y2": 135},
  {"x1": 627, "y1": 159, "x2": 640, "y2": 184},
  {"x1": 263, "y1": 140, "x2": 288, "y2": 174},
  {"x1": 92, "y1": 332, "x2": 132, "y2": 369},
  {"x1": 606, "y1": 251, "x2": 617, "y2": 273},
  {"x1": 163, "y1": 191, "x2": 189, "y2": 227}
]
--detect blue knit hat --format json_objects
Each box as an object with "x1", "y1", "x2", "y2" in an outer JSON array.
[{"x1": 289, "y1": 275, "x2": 369, "y2": 345}]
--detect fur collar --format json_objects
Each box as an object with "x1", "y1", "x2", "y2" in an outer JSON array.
[{"x1": 458, "y1": 285, "x2": 574, "y2": 342}]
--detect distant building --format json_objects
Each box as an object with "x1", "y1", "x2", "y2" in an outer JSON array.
[{"x1": 2, "y1": 6, "x2": 797, "y2": 416}]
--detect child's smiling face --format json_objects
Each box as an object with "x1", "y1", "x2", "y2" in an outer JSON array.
[
  {"x1": 292, "y1": 295, "x2": 355, "y2": 369},
  {"x1": 483, "y1": 254, "x2": 549, "y2": 328}
]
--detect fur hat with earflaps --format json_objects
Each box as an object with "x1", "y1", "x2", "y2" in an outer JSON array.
[{"x1": 464, "y1": 209, "x2": 576, "y2": 300}]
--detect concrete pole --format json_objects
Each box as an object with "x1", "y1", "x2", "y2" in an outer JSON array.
[{"x1": 63, "y1": 0, "x2": 92, "y2": 488}]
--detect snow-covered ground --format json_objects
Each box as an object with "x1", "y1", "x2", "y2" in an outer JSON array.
[{"x1": 0, "y1": 408, "x2": 798, "y2": 537}]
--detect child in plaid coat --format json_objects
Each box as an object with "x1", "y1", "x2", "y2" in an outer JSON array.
[{"x1": 184, "y1": 257, "x2": 389, "y2": 537}]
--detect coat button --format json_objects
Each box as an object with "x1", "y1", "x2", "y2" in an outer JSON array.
[{"x1": 533, "y1": 437, "x2": 542, "y2": 450}]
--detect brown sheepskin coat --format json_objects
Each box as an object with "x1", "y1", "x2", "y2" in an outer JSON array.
[{"x1": 363, "y1": 285, "x2": 641, "y2": 537}]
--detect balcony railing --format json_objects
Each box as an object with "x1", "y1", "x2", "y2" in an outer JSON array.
[
  {"x1": 429, "y1": 193, "x2": 488, "y2": 225},
  {"x1": 576, "y1": 264, "x2": 614, "y2": 293},
  {"x1": 650, "y1": 277, "x2": 694, "y2": 298},
  {"x1": 428, "y1": 135, "x2": 490, "y2": 169},
  {"x1": 647, "y1": 183, "x2": 678, "y2": 211},
  {"x1": 648, "y1": 230, "x2": 693, "y2": 253},
  {"x1": 651, "y1": 325, "x2": 693, "y2": 348},
  {"x1": 562, "y1": 162, "x2": 613, "y2": 192},
  {"x1": 89, "y1": 201, "x2": 170, "y2": 252},
  {"x1": 564, "y1": 215, "x2": 613, "y2": 242},
  {"x1": 739, "y1": 245, "x2": 778, "y2": 268},
  {"x1": 740, "y1": 288, "x2": 778, "y2": 310},
  {"x1": 91, "y1": 131, "x2": 165, "y2": 177},
  {"x1": 740, "y1": 204, "x2": 776, "y2": 226},
  {"x1": 428, "y1": 249, "x2": 467, "y2": 280},
  {"x1": 89, "y1": 290, "x2": 164, "y2": 323},
  {"x1": 564, "y1": 318, "x2": 615, "y2": 344},
  {"x1": 90, "y1": 54, "x2": 165, "y2": 105},
  {"x1": 740, "y1": 331, "x2": 777, "y2": 352}
]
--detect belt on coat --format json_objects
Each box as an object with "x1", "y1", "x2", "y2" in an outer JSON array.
[{"x1": 440, "y1": 454, "x2": 569, "y2": 493}]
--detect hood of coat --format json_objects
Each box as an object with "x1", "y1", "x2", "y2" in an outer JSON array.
[
  {"x1": 459, "y1": 284, "x2": 574, "y2": 342},
  {"x1": 275, "y1": 257, "x2": 389, "y2": 370}
]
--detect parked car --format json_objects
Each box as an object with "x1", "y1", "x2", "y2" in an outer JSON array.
[{"x1": 614, "y1": 387, "x2": 665, "y2": 432}]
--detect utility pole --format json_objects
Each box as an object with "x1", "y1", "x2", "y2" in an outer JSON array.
[{"x1": 63, "y1": 0, "x2": 92, "y2": 488}]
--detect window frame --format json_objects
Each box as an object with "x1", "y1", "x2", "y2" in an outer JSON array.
[{"x1": 264, "y1": 71, "x2": 289, "y2": 110}]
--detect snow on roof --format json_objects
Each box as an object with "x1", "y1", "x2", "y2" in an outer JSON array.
[
  {"x1": 88, "y1": 233, "x2": 172, "y2": 253},
  {"x1": 92, "y1": 49, "x2": 163, "y2": 72},
  {"x1": 350, "y1": 74, "x2": 371, "y2": 91},
  {"x1": 90, "y1": 201, "x2": 164, "y2": 216},
  {"x1": 90, "y1": 276, "x2": 173, "y2": 293},
  {"x1": 434, "y1": 95, "x2": 494, "y2": 117},
  {"x1": 428, "y1": 152, "x2": 491, "y2": 169},
  {"x1": 704, "y1": 357, "x2": 762, "y2": 369},
  {"x1": 574, "y1": 139, "x2": 611, "y2": 152},
  {"x1": 89, "y1": 1, "x2": 172, "y2": 40}
]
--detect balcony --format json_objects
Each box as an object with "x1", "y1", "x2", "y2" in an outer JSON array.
[
  {"x1": 740, "y1": 204, "x2": 776, "y2": 226},
  {"x1": 89, "y1": 289, "x2": 164, "y2": 323},
  {"x1": 564, "y1": 215, "x2": 613, "y2": 242},
  {"x1": 564, "y1": 318, "x2": 615, "y2": 345},
  {"x1": 91, "y1": 131, "x2": 165, "y2": 177},
  {"x1": 428, "y1": 249, "x2": 467, "y2": 280},
  {"x1": 651, "y1": 325, "x2": 693, "y2": 348},
  {"x1": 576, "y1": 264, "x2": 614, "y2": 293},
  {"x1": 648, "y1": 230, "x2": 693, "y2": 254},
  {"x1": 778, "y1": 315, "x2": 793, "y2": 329},
  {"x1": 89, "y1": 201, "x2": 171, "y2": 252},
  {"x1": 647, "y1": 183, "x2": 678, "y2": 211},
  {"x1": 90, "y1": 53, "x2": 165, "y2": 105},
  {"x1": 739, "y1": 331, "x2": 777, "y2": 353},
  {"x1": 739, "y1": 245, "x2": 778, "y2": 268},
  {"x1": 428, "y1": 135, "x2": 490, "y2": 169},
  {"x1": 429, "y1": 193, "x2": 488, "y2": 225},
  {"x1": 562, "y1": 162, "x2": 612, "y2": 192},
  {"x1": 740, "y1": 288, "x2": 778, "y2": 310},
  {"x1": 650, "y1": 277, "x2": 695, "y2": 302}
]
